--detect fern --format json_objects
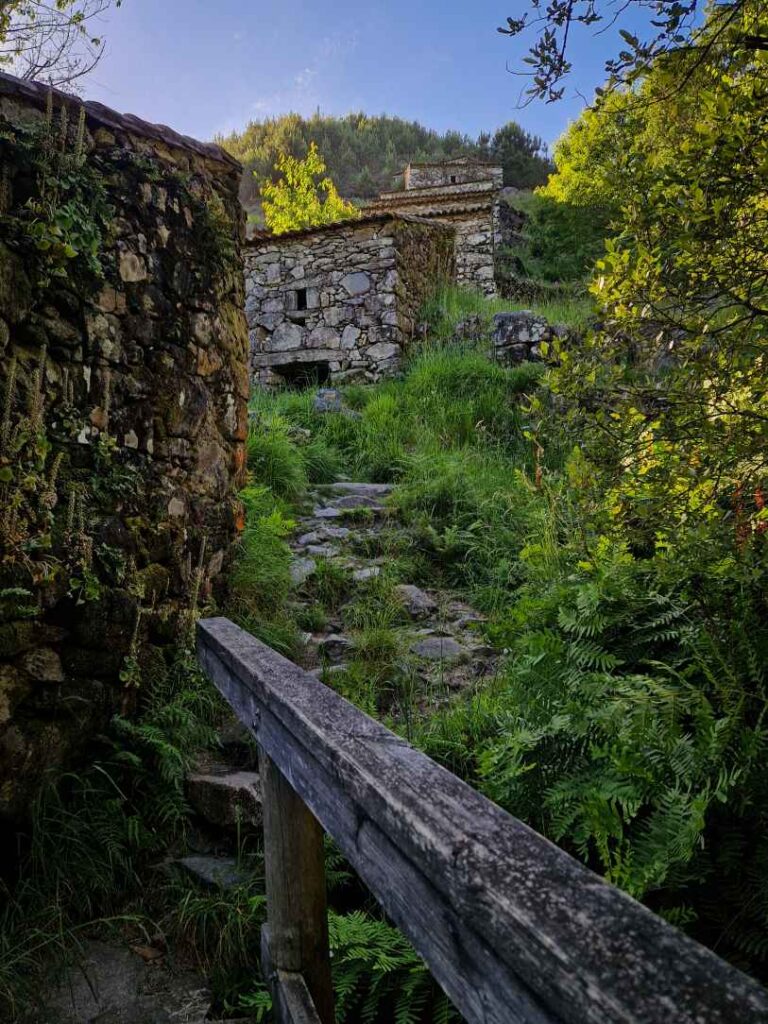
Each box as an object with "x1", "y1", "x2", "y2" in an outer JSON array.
[{"x1": 327, "y1": 911, "x2": 458, "y2": 1024}]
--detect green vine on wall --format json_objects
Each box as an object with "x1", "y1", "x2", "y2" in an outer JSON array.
[{"x1": 0, "y1": 92, "x2": 113, "y2": 286}]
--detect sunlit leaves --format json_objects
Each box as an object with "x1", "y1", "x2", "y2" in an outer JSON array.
[{"x1": 260, "y1": 142, "x2": 360, "y2": 235}]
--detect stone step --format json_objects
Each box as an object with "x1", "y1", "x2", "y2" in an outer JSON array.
[
  {"x1": 304, "y1": 543, "x2": 340, "y2": 558},
  {"x1": 176, "y1": 855, "x2": 253, "y2": 890},
  {"x1": 296, "y1": 525, "x2": 351, "y2": 545},
  {"x1": 410, "y1": 636, "x2": 469, "y2": 664},
  {"x1": 39, "y1": 939, "x2": 214, "y2": 1024},
  {"x1": 394, "y1": 584, "x2": 438, "y2": 619},
  {"x1": 290, "y1": 555, "x2": 317, "y2": 585},
  {"x1": 333, "y1": 493, "x2": 387, "y2": 510},
  {"x1": 322, "y1": 482, "x2": 394, "y2": 497},
  {"x1": 316, "y1": 633, "x2": 353, "y2": 662},
  {"x1": 185, "y1": 766, "x2": 262, "y2": 828}
]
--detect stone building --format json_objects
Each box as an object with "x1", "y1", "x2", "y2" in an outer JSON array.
[
  {"x1": 245, "y1": 214, "x2": 455, "y2": 387},
  {"x1": 0, "y1": 71, "x2": 248, "y2": 824},
  {"x1": 365, "y1": 158, "x2": 504, "y2": 296}
]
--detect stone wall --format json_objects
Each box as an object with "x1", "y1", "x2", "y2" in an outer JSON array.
[
  {"x1": 441, "y1": 208, "x2": 497, "y2": 296},
  {"x1": 368, "y1": 169, "x2": 502, "y2": 297},
  {"x1": 492, "y1": 311, "x2": 573, "y2": 363},
  {"x1": 245, "y1": 215, "x2": 454, "y2": 386},
  {"x1": 0, "y1": 73, "x2": 248, "y2": 823},
  {"x1": 404, "y1": 161, "x2": 503, "y2": 190}
]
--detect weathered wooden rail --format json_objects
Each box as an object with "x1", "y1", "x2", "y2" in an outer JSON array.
[{"x1": 197, "y1": 617, "x2": 768, "y2": 1024}]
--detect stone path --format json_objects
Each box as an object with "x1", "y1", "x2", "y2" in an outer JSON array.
[
  {"x1": 288, "y1": 480, "x2": 501, "y2": 706},
  {"x1": 38, "y1": 480, "x2": 500, "y2": 1022}
]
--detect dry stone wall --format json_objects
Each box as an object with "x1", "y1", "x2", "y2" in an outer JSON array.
[
  {"x1": 245, "y1": 216, "x2": 454, "y2": 386},
  {"x1": 369, "y1": 174, "x2": 502, "y2": 297},
  {"x1": 0, "y1": 73, "x2": 248, "y2": 824},
  {"x1": 404, "y1": 162, "x2": 503, "y2": 190}
]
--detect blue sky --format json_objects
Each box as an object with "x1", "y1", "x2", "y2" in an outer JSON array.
[{"x1": 85, "y1": 1, "x2": 648, "y2": 149}]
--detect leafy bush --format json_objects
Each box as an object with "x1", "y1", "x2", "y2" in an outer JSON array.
[{"x1": 504, "y1": 191, "x2": 610, "y2": 284}]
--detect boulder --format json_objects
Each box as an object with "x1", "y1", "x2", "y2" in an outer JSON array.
[
  {"x1": 491, "y1": 311, "x2": 551, "y2": 364},
  {"x1": 290, "y1": 556, "x2": 317, "y2": 585},
  {"x1": 318, "y1": 634, "x2": 353, "y2": 661},
  {"x1": 177, "y1": 855, "x2": 252, "y2": 890},
  {"x1": 352, "y1": 566, "x2": 380, "y2": 583}
]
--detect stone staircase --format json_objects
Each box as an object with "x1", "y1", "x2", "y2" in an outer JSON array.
[{"x1": 289, "y1": 480, "x2": 500, "y2": 698}]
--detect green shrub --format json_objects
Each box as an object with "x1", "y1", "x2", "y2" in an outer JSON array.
[
  {"x1": 305, "y1": 558, "x2": 351, "y2": 612},
  {"x1": 229, "y1": 486, "x2": 299, "y2": 655},
  {"x1": 503, "y1": 191, "x2": 610, "y2": 283},
  {"x1": 302, "y1": 435, "x2": 343, "y2": 484}
]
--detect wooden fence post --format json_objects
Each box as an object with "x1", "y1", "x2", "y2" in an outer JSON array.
[{"x1": 259, "y1": 747, "x2": 335, "y2": 1024}]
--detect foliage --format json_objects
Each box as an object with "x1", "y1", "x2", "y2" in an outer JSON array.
[
  {"x1": 1, "y1": 96, "x2": 113, "y2": 282},
  {"x1": 219, "y1": 112, "x2": 551, "y2": 210},
  {"x1": 498, "y1": 0, "x2": 760, "y2": 102},
  {"x1": 328, "y1": 911, "x2": 457, "y2": 1024},
  {"x1": 1, "y1": 0, "x2": 122, "y2": 87},
  {"x1": 229, "y1": 484, "x2": 299, "y2": 656},
  {"x1": 502, "y1": 191, "x2": 610, "y2": 284},
  {"x1": 489, "y1": 121, "x2": 552, "y2": 187},
  {"x1": 0, "y1": 648, "x2": 224, "y2": 1018},
  {"x1": 541, "y1": 0, "x2": 768, "y2": 538},
  {"x1": 261, "y1": 142, "x2": 359, "y2": 235}
]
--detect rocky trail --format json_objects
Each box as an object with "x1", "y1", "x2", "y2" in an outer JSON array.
[
  {"x1": 289, "y1": 480, "x2": 501, "y2": 700},
  {"x1": 41, "y1": 479, "x2": 500, "y2": 1023}
]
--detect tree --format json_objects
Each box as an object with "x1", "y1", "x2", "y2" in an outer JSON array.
[
  {"x1": 489, "y1": 121, "x2": 552, "y2": 187},
  {"x1": 1, "y1": 1, "x2": 122, "y2": 87},
  {"x1": 542, "y1": 0, "x2": 768, "y2": 536},
  {"x1": 260, "y1": 142, "x2": 359, "y2": 235},
  {"x1": 219, "y1": 113, "x2": 484, "y2": 208},
  {"x1": 499, "y1": 0, "x2": 767, "y2": 103}
]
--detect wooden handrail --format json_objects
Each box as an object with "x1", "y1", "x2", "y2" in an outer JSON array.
[{"x1": 197, "y1": 617, "x2": 768, "y2": 1024}]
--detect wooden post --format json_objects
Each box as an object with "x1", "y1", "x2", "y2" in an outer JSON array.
[{"x1": 259, "y1": 747, "x2": 335, "y2": 1024}]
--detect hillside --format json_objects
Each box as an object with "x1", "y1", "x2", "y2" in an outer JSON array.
[{"x1": 217, "y1": 112, "x2": 553, "y2": 209}]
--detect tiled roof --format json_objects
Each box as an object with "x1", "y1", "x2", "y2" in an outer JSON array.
[
  {"x1": 366, "y1": 188, "x2": 495, "y2": 213},
  {"x1": 377, "y1": 180, "x2": 498, "y2": 202}
]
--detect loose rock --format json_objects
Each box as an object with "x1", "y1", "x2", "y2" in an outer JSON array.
[
  {"x1": 410, "y1": 637, "x2": 469, "y2": 663},
  {"x1": 394, "y1": 584, "x2": 437, "y2": 620},
  {"x1": 185, "y1": 767, "x2": 262, "y2": 829}
]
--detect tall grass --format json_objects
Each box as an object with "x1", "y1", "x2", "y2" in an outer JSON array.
[{"x1": 422, "y1": 283, "x2": 594, "y2": 334}]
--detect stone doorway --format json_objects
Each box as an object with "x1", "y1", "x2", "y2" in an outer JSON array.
[{"x1": 273, "y1": 361, "x2": 331, "y2": 389}]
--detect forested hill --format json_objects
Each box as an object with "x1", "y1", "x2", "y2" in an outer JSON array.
[{"x1": 217, "y1": 112, "x2": 552, "y2": 208}]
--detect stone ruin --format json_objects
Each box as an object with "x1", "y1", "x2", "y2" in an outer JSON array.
[
  {"x1": 366, "y1": 157, "x2": 504, "y2": 297},
  {"x1": 245, "y1": 157, "x2": 506, "y2": 388},
  {"x1": 0, "y1": 71, "x2": 248, "y2": 824},
  {"x1": 245, "y1": 213, "x2": 455, "y2": 388},
  {"x1": 491, "y1": 311, "x2": 572, "y2": 364}
]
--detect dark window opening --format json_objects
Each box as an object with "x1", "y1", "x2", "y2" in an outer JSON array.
[
  {"x1": 274, "y1": 361, "x2": 331, "y2": 390},
  {"x1": 295, "y1": 288, "x2": 308, "y2": 311},
  {"x1": 450, "y1": 175, "x2": 457, "y2": 184}
]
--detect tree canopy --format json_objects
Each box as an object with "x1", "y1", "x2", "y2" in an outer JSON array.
[
  {"x1": 219, "y1": 113, "x2": 552, "y2": 210},
  {"x1": 541, "y1": 0, "x2": 768, "y2": 537},
  {"x1": 260, "y1": 142, "x2": 360, "y2": 235},
  {"x1": 499, "y1": 0, "x2": 766, "y2": 102}
]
